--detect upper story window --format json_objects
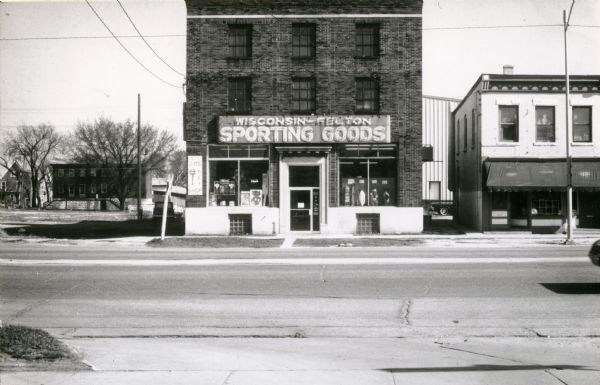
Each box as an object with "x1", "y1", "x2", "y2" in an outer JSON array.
[
  {"x1": 68, "y1": 169, "x2": 75, "y2": 177},
  {"x1": 355, "y1": 77, "x2": 379, "y2": 113},
  {"x1": 90, "y1": 168, "x2": 96, "y2": 177},
  {"x1": 57, "y1": 169, "x2": 64, "y2": 177},
  {"x1": 463, "y1": 114, "x2": 468, "y2": 152},
  {"x1": 79, "y1": 169, "x2": 86, "y2": 177},
  {"x1": 355, "y1": 24, "x2": 379, "y2": 58},
  {"x1": 228, "y1": 77, "x2": 252, "y2": 114},
  {"x1": 535, "y1": 106, "x2": 555, "y2": 142},
  {"x1": 499, "y1": 105, "x2": 519, "y2": 142},
  {"x1": 228, "y1": 24, "x2": 252, "y2": 58},
  {"x1": 291, "y1": 77, "x2": 316, "y2": 113},
  {"x1": 292, "y1": 23, "x2": 316, "y2": 58},
  {"x1": 1, "y1": 181, "x2": 6, "y2": 191},
  {"x1": 573, "y1": 106, "x2": 592, "y2": 143}
]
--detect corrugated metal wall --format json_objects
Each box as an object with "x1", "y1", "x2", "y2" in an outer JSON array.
[{"x1": 422, "y1": 95, "x2": 459, "y2": 202}]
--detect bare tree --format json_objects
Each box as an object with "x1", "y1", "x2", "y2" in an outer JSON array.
[
  {"x1": 70, "y1": 117, "x2": 177, "y2": 210},
  {"x1": 0, "y1": 124, "x2": 61, "y2": 208},
  {"x1": 168, "y1": 150, "x2": 187, "y2": 188}
]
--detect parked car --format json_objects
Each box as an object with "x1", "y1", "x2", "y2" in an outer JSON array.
[
  {"x1": 153, "y1": 202, "x2": 178, "y2": 221},
  {"x1": 426, "y1": 201, "x2": 453, "y2": 216},
  {"x1": 589, "y1": 240, "x2": 600, "y2": 266}
]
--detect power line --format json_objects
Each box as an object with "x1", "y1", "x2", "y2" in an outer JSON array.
[
  {"x1": 84, "y1": 0, "x2": 181, "y2": 89},
  {"x1": 0, "y1": 34, "x2": 185, "y2": 41},
  {"x1": 115, "y1": 0, "x2": 185, "y2": 77}
]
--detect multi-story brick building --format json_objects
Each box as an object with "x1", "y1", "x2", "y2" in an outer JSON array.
[
  {"x1": 184, "y1": 0, "x2": 423, "y2": 235},
  {"x1": 450, "y1": 72, "x2": 600, "y2": 232}
]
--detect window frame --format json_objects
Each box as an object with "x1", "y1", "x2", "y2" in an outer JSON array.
[
  {"x1": 227, "y1": 77, "x2": 252, "y2": 114},
  {"x1": 228, "y1": 24, "x2": 252, "y2": 59},
  {"x1": 291, "y1": 77, "x2": 316, "y2": 113},
  {"x1": 499, "y1": 105, "x2": 519, "y2": 142},
  {"x1": 355, "y1": 77, "x2": 380, "y2": 114},
  {"x1": 573, "y1": 106, "x2": 592, "y2": 143},
  {"x1": 355, "y1": 23, "x2": 380, "y2": 58},
  {"x1": 535, "y1": 105, "x2": 556, "y2": 143},
  {"x1": 291, "y1": 23, "x2": 316, "y2": 58}
]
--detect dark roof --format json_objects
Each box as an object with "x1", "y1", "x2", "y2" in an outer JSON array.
[{"x1": 185, "y1": 0, "x2": 422, "y2": 15}]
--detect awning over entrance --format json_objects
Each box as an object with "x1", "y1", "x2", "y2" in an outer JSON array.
[
  {"x1": 572, "y1": 162, "x2": 600, "y2": 188},
  {"x1": 486, "y1": 161, "x2": 567, "y2": 191}
]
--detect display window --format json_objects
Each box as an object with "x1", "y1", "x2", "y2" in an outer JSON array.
[
  {"x1": 339, "y1": 145, "x2": 396, "y2": 206},
  {"x1": 208, "y1": 145, "x2": 269, "y2": 207}
]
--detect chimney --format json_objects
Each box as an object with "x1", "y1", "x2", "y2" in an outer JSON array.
[{"x1": 503, "y1": 65, "x2": 514, "y2": 75}]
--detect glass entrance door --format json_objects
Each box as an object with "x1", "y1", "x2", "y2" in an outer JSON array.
[{"x1": 290, "y1": 189, "x2": 312, "y2": 231}]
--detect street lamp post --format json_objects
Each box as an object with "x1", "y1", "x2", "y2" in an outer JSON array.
[
  {"x1": 563, "y1": 1, "x2": 575, "y2": 244},
  {"x1": 137, "y1": 93, "x2": 142, "y2": 221}
]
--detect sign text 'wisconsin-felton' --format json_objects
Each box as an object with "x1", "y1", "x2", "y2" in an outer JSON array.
[{"x1": 219, "y1": 115, "x2": 390, "y2": 144}]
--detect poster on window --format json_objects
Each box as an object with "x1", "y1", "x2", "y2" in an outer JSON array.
[{"x1": 187, "y1": 156, "x2": 203, "y2": 195}]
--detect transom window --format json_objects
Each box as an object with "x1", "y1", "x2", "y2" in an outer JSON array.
[
  {"x1": 292, "y1": 23, "x2": 315, "y2": 58},
  {"x1": 228, "y1": 77, "x2": 252, "y2": 113},
  {"x1": 228, "y1": 24, "x2": 252, "y2": 58},
  {"x1": 291, "y1": 77, "x2": 316, "y2": 113},
  {"x1": 355, "y1": 24, "x2": 379, "y2": 57},
  {"x1": 355, "y1": 77, "x2": 379, "y2": 113},
  {"x1": 535, "y1": 106, "x2": 555, "y2": 142},
  {"x1": 573, "y1": 106, "x2": 592, "y2": 143},
  {"x1": 499, "y1": 106, "x2": 518, "y2": 142}
]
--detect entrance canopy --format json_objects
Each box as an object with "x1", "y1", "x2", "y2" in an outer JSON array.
[{"x1": 486, "y1": 161, "x2": 566, "y2": 191}]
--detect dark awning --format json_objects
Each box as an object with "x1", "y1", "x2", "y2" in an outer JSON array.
[
  {"x1": 572, "y1": 162, "x2": 600, "y2": 188},
  {"x1": 486, "y1": 162, "x2": 567, "y2": 191}
]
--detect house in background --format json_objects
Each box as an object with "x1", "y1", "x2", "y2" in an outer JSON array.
[
  {"x1": 450, "y1": 70, "x2": 600, "y2": 232},
  {"x1": 50, "y1": 163, "x2": 152, "y2": 211},
  {"x1": 0, "y1": 162, "x2": 31, "y2": 208},
  {"x1": 423, "y1": 95, "x2": 459, "y2": 216},
  {"x1": 152, "y1": 176, "x2": 186, "y2": 214}
]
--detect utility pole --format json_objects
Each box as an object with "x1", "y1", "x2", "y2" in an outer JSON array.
[
  {"x1": 137, "y1": 93, "x2": 142, "y2": 221},
  {"x1": 563, "y1": 0, "x2": 575, "y2": 244}
]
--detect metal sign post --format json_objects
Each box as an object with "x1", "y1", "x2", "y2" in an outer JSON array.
[{"x1": 160, "y1": 175, "x2": 173, "y2": 241}]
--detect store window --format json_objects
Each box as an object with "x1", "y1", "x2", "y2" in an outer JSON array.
[
  {"x1": 532, "y1": 191, "x2": 562, "y2": 216},
  {"x1": 291, "y1": 77, "x2": 316, "y2": 113},
  {"x1": 209, "y1": 145, "x2": 269, "y2": 207},
  {"x1": 499, "y1": 105, "x2": 518, "y2": 142},
  {"x1": 228, "y1": 77, "x2": 252, "y2": 113},
  {"x1": 228, "y1": 24, "x2": 252, "y2": 58},
  {"x1": 355, "y1": 78, "x2": 379, "y2": 113},
  {"x1": 573, "y1": 106, "x2": 592, "y2": 142},
  {"x1": 355, "y1": 23, "x2": 379, "y2": 57},
  {"x1": 339, "y1": 145, "x2": 396, "y2": 206},
  {"x1": 536, "y1": 106, "x2": 555, "y2": 142},
  {"x1": 292, "y1": 23, "x2": 315, "y2": 58}
]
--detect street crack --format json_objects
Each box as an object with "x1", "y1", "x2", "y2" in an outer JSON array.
[
  {"x1": 545, "y1": 369, "x2": 569, "y2": 385},
  {"x1": 399, "y1": 299, "x2": 411, "y2": 325},
  {"x1": 221, "y1": 370, "x2": 235, "y2": 385}
]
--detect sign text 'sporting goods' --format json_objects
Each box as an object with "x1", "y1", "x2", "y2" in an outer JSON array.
[
  {"x1": 219, "y1": 115, "x2": 391, "y2": 144},
  {"x1": 187, "y1": 156, "x2": 203, "y2": 196}
]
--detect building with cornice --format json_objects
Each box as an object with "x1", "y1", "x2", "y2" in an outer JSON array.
[{"x1": 183, "y1": 0, "x2": 423, "y2": 235}]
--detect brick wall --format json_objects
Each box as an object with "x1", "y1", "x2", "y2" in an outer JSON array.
[{"x1": 184, "y1": 0, "x2": 422, "y2": 208}]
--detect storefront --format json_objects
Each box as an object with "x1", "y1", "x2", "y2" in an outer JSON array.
[
  {"x1": 484, "y1": 160, "x2": 600, "y2": 232},
  {"x1": 185, "y1": 115, "x2": 423, "y2": 235}
]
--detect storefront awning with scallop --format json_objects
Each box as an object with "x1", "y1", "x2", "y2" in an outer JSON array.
[{"x1": 485, "y1": 161, "x2": 567, "y2": 191}]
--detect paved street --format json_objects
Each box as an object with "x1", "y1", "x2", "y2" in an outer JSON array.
[{"x1": 1, "y1": 243, "x2": 599, "y2": 384}]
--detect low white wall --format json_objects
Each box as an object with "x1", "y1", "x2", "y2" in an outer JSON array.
[
  {"x1": 185, "y1": 207, "x2": 279, "y2": 235},
  {"x1": 325, "y1": 207, "x2": 423, "y2": 234}
]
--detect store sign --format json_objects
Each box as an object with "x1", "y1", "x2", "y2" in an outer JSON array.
[
  {"x1": 187, "y1": 156, "x2": 203, "y2": 196},
  {"x1": 219, "y1": 115, "x2": 391, "y2": 144}
]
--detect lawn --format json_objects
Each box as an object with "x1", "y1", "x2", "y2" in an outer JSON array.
[
  {"x1": 292, "y1": 238, "x2": 424, "y2": 247},
  {"x1": 148, "y1": 236, "x2": 284, "y2": 248}
]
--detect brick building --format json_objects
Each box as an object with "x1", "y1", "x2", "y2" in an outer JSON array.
[{"x1": 184, "y1": 0, "x2": 423, "y2": 235}]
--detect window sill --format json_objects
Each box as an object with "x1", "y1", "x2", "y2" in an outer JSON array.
[
  {"x1": 532, "y1": 142, "x2": 557, "y2": 146},
  {"x1": 571, "y1": 142, "x2": 593, "y2": 146},
  {"x1": 494, "y1": 142, "x2": 519, "y2": 146}
]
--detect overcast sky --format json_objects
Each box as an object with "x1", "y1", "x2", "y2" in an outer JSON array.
[{"x1": 1, "y1": 0, "x2": 599, "y2": 147}]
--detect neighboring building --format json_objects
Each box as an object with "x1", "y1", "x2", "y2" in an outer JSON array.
[
  {"x1": 50, "y1": 164, "x2": 151, "y2": 210},
  {"x1": 423, "y1": 95, "x2": 459, "y2": 215},
  {"x1": 0, "y1": 162, "x2": 31, "y2": 208},
  {"x1": 450, "y1": 73, "x2": 600, "y2": 232},
  {"x1": 152, "y1": 177, "x2": 186, "y2": 214},
  {"x1": 184, "y1": 0, "x2": 423, "y2": 235}
]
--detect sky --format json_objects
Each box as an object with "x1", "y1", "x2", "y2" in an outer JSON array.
[{"x1": 1, "y1": 0, "x2": 599, "y2": 148}]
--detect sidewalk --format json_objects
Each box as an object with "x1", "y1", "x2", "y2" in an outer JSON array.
[{"x1": 2, "y1": 337, "x2": 599, "y2": 385}]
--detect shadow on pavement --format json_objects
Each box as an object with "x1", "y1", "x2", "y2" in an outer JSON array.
[
  {"x1": 540, "y1": 282, "x2": 600, "y2": 295},
  {"x1": 3, "y1": 220, "x2": 184, "y2": 239},
  {"x1": 380, "y1": 364, "x2": 587, "y2": 373}
]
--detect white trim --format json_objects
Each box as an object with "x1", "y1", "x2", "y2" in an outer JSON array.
[{"x1": 188, "y1": 14, "x2": 422, "y2": 19}]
